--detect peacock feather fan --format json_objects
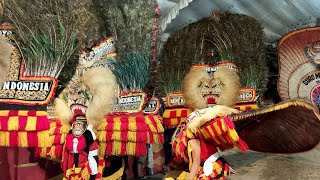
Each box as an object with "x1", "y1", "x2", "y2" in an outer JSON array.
[
  {"x1": 159, "y1": 12, "x2": 268, "y2": 97},
  {"x1": 4, "y1": 0, "x2": 111, "y2": 96},
  {"x1": 110, "y1": 53, "x2": 149, "y2": 92}
]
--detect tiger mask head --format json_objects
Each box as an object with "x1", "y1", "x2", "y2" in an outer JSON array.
[{"x1": 182, "y1": 67, "x2": 240, "y2": 110}]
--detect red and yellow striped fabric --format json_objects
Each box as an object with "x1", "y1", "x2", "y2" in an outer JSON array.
[
  {"x1": 162, "y1": 108, "x2": 191, "y2": 119},
  {"x1": 234, "y1": 104, "x2": 259, "y2": 111},
  {"x1": 35, "y1": 120, "x2": 70, "y2": 159},
  {"x1": 197, "y1": 117, "x2": 248, "y2": 152},
  {"x1": 196, "y1": 158, "x2": 229, "y2": 180},
  {"x1": 63, "y1": 157, "x2": 105, "y2": 180},
  {"x1": 0, "y1": 110, "x2": 51, "y2": 147},
  {"x1": 163, "y1": 108, "x2": 191, "y2": 128},
  {"x1": 97, "y1": 114, "x2": 164, "y2": 157}
]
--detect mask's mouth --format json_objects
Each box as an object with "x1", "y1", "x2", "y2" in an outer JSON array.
[
  {"x1": 203, "y1": 94, "x2": 219, "y2": 104},
  {"x1": 70, "y1": 104, "x2": 87, "y2": 116}
]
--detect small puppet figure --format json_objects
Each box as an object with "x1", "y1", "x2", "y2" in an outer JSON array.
[
  {"x1": 62, "y1": 114, "x2": 99, "y2": 180},
  {"x1": 54, "y1": 67, "x2": 118, "y2": 180}
]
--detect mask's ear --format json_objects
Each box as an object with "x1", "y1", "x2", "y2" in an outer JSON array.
[
  {"x1": 81, "y1": 67, "x2": 117, "y2": 128},
  {"x1": 54, "y1": 98, "x2": 73, "y2": 125}
]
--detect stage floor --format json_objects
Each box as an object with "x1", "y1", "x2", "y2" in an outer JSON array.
[{"x1": 164, "y1": 144, "x2": 320, "y2": 180}]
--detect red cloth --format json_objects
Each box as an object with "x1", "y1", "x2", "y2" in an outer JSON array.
[
  {"x1": 200, "y1": 138, "x2": 218, "y2": 163},
  {"x1": 65, "y1": 134, "x2": 86, "y2": 153}
]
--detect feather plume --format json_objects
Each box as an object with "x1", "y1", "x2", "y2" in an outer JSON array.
[
  {"x1": 54, "y1": 98, "x2": 73, "y2": 125},
  {"x1": 82, "y1": 67, "x2": 117, "y2": 128}
]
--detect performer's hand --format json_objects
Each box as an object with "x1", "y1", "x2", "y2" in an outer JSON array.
[{"x1": 228, "y1": 166, "x2": 235, "y2": 175}]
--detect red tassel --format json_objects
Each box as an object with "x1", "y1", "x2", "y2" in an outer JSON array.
[
  {"x1": 224, "y1": 117, "x2": 235, "y2": 129},
  {"x1": 19, "y1": 116, "x2": 28, "y2": 130},
  {"x1": 28, "y1": 110, "x2": 37, "y2": 116},
  {"x1": 55, "y1": 145, "x2": 63, "y2": 158},
  {"x1": 9, "y1": 110, "x2": 18, "y2": 116},
  {"x1": 36, "y1": 116, "x2": 50, "y2": 130},
  {"x1": 9, "y1": 131, "x2": 18, "y2": 146},
  {"x1": 106, "y1": 142, "x2": 112, "y2": 155},
  {"x1": 236, "y1": 139, "x2": 248, "y2": 152}
]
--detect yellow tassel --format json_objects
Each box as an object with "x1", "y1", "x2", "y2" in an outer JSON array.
[
  {"x1": 177, "y1": 171, "x2": 190, "y2": 180},
  {"x1": 154, "y1": 116, "x2": 164, "y2": 132},
  {"x1": 213, "y1": 122, "x2": 222, "y2": 135},
  {"x1": 0, "y1": 131, "x2": 10, "y2": 146},
  {"x1": 35, "y1": 111, "x2": 48, "y2": 116},
  {"x1": 112, "y1": 131, "x2": 121, "y2": 141},
  {"x1": 205, "y1": 127, "x2": 221, "y2": 145},
  {"x1": 60, "y1": 134, "x2": 66, "y2": 144},
  {"x1": 97, "y1": 131, "x2": 107, "y2": 142},
  {"x1": 128, "y1": 116, "x2": 136, "y2": 123},
  {"x1": 18, "y1": 131, "x2": 28, "y2": 147},
  {"x1": 61, "y1": 125, "x2": 71, "y2": 134},
  {"x1": 145, "y1": 116, "x2": 157, "y2": 133},
  {"x1": 25, "y1": 116, "x2": 37, "y2": 131},
  {"x1": 18, "y1": 110, "x2": 28, "y2": 116},
  {"x1": 128, "y1": 122, "x2": 137, "y2": 131},
  {"x1": 98, "y1": 143, "x2": 106, "y2": 157},
  {"x1": 49, "y1": 121, "x2": 57, "y2": 128},
  {"x1": 8, "y1": 116, "x2": 19, "y2": 131},
  {"x1": 80, "y1": 165, "x2": 90, "y2": 180},
  {"x1": 41, "y1": 147, "x2": 47, "y2": 157},
  {"x1": 164, "y1": 178, "x2": 175, "y2": 180},
  {"x1": 113, "y1": 122, "x2": 121, "y2": 131},
  {"x1": 37, "y1": 130, "x2": 50, "y2": 147},
  {"x1": 153, "y1": 134, "x2": 159, "y2": 143},
  {"x1": 127, "y1": 142, "x2": 136, "y2": 156},
  {"x1": 187, "y1": 142, "x2": 193, "y2": 170},
  {"x1": 128, "y1": 116, "x2": 138, "y2": 131},
  {"x1": 171, "y1": 118, "x2": 178, "y2": 125},
  {"x1": 221, "y1": 120, "x2": 226, "y2": 132},
  {"x1": 213, "y1": 161, "x2": 223, "y2": 174},
  {"x1": 48, "y1": 146, "x2": 56, "y2": 158},
  {"x1": 127, "y1": 132, "x2": 137, "y2": 142},
  {"x1": 162, "y1": 110, "x2": 170, "y2": 118},
  {"x1": 49, "y1": 127, "x2": 55, "y2": 135},
  {"x1": 97, "y1": 122, "x2": 106, "y2": 131},
  {"x1": 112, "y1": 141, "x2": 122, "y2": 155},
  {"x1": 228, "y1": 129, "x2": 239, "y2": 142},
  {"x1": 176, "y1": 109, "x2": 182, "y2": 117},
  {"x1": 113, "y1": 116, "x2": 121, "y2": 122},
  {"x1": 0, "y1": 110, "x2": 9, "y2": 116},
  {"x1": 186, "y1": 128, "x2": 196, "y2": 139}
]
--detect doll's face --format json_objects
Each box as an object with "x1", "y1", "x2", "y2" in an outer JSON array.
[{"x1": 72, "y1": 121, "x2": 87, "y2": 137}]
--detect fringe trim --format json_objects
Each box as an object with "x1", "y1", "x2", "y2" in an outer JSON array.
[
  {"x1": 0, "y1": 130, "x2": 50, "y2": 147},
  {"x1": 230, "y1": 99, "x2": 320, "y2": 121}
]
